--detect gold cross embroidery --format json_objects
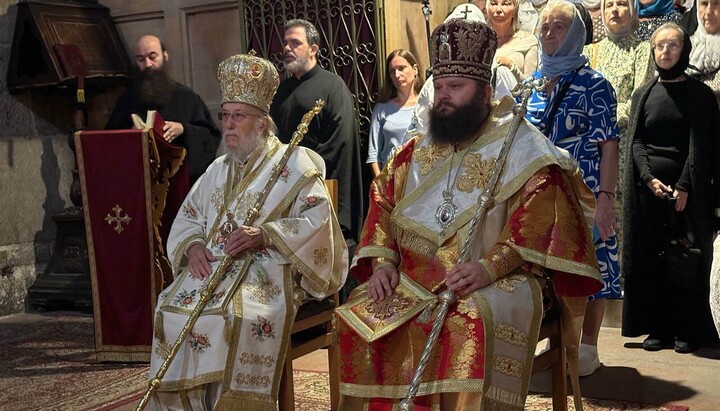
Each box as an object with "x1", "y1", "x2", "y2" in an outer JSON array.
[
  {"x1": 104, "y1": 204, "x2": 132, "y2": 234},
  {"x1": 366, "y1": 294, "x2": 412, "y2": 320}
]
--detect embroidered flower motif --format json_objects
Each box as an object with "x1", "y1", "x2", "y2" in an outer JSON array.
[
  {"x1": 278, "y1": 165, "x2": 291, "y2": 182},
  {"x1": 455, "y1": 27, "x2": 484, "y2": 62},
  {"x1": 456, "y1": 153, "x2": 496, "y2": 193},
  {"x1": 413, "y1": 143, "x2": 452, "y2": 175},
  {"x1": 210, "y1": 185, "x2": 225, "y2": 213},
  {"x1": 220, "y1": 261, "x2": 240, "y2": 281},
  {"x1": 253, "y1": 249, "x2": 269, "y2": 262},
  {"x1": 299, "y1": 194, "x2": 324, "y2": 213},
  {"x1": 250, "y1": 315, "x2": 276, "y2": 342},
  {"x1": 182, "y1": 204, "x2": 198, "y2": 219},
  {"x1": 245, "y1": 269, "x2": 281, "y2": 305},
  {"x1": 173, "y1": 289, "x2": 197, "y2": 307},
  {"x1": 187, "y1": 332, "x2": 211, "y2": 353},
  {"x1": 154, "y1": 340, "x2": 171, "y2": 360},
  {"x1": 279, "y1": 219, "x2": 300, "y2": 235},
  {"x1": 313, "y1": 248, "x2": 329, "y2": 266},
  {"x1": 209, "y1": 289, "x2": 227, "y2": 306}
]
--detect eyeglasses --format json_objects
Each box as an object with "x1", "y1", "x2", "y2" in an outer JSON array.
[
  {"x1": 217, "y1": 111, "x2": 262, "y2": 122},
  {"x1": 652, "y1": 41, "x2": 681, "y2": 51}
]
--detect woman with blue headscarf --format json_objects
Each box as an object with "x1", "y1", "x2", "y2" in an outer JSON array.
[
  {"x1": 636, "y1": 0, "x2": 683, "y2": 40},
  {"x1": 518, "y1": 0, "x2": 620, "y2": 377}
]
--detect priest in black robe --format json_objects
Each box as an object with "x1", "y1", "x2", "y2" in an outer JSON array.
[
  {"x1": 270, "y1": 19, "x2": 364, "y2": 253},
  {"x1": 106, "y1": 35, "x2": 220, "y2": 185}
]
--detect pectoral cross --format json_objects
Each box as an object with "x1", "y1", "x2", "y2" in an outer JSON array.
[{"x1": 105, "y1": 204, "x2": 132, "y2": 234}]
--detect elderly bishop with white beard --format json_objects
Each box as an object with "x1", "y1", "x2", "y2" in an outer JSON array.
[{"x1": 147, "y1": 53, "x2": 347, "y2": 411}]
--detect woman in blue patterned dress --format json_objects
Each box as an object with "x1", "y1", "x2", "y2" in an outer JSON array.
[{"x1": 518, "y1": 0, "x2": 620, "y2": 376}]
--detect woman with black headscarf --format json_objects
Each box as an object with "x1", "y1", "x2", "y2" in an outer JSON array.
[{"x1": 621, "y1": 22, "x2": 720, "y2": 353}]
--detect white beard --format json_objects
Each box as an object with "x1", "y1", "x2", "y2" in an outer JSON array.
[{"x1": 225, "y1": 130, "x2": 265, "y2": 164}]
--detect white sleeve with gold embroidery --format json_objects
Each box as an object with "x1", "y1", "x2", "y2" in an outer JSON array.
[
  {"x1": 261, "y1": 176, "x2": 348, "y2": 299},
  {"x1": 166, "y1": 159, "x2": 224, "y2": 273}
]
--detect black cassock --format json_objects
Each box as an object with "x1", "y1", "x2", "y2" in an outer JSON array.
[
  {"x1": 105, "y1": 82, "x2": 221, "y2": 185},
  {"x1": 271, "y1": 65, "x2": 364, "y2": 245}
]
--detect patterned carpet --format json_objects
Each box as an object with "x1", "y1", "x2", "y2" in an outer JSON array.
[
  {"x1": 293, "y1": 370, "x2": 689, "y2": 411},
  {"x1": 0, "y1": 313, "x2": 688, "y2": 411},
  {"x1": 0, "y1": 314, "x2": 147, "y2": 411}
]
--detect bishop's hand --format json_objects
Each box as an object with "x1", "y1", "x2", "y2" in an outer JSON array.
[
  {"x1": 445, "y1": 262, "x2": 491, "y2": 297},
  {"x1": 225, "y1": 225, "x2": 263, "y2": 257},
  {"x1": 368, "y1": 265, "x2": 399, "y2": 302},
  {"x1": 186, "y1": 243, "x2": 216, "y2": 280}
]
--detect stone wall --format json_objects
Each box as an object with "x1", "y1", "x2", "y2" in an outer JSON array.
[{"x1": 0, "y1": 0, "x2": 76, "y2": 316}]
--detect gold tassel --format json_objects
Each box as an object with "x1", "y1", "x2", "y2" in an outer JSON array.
[
  {"x1": 416, "y1": 299, "x2": 438, "y2": 324},
  {"x1": 76, "y1": 89, "x2": 85, "y2": 104},
  {"x1": 224, "y1": 314, "x2": 233, "y2": 344},
  {"x1": 154, "y1": 311, "x2": 165, "y2": 343}
]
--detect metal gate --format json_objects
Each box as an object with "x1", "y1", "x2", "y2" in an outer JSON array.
[{"x1": 240, "y1": 0, "x2": 382, "y2": 145}]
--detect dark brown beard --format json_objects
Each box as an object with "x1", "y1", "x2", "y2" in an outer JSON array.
[
  {"x1": 132, "y1": 64, "x2": 175, "y2": 109},
  {"x1": 429, "y1": 91, "x2": 489, "y2": 146}
]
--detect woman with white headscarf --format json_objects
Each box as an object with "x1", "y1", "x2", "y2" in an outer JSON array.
[
  {"x1": 519, "y1": 0, "x2": 620, "y2": 377},
  {"x1": 636, "y1": 0, "x2": 683, "y2": 40},
  {"x1": 685, "y1": 0, "x2": 720, "y2": 104}
]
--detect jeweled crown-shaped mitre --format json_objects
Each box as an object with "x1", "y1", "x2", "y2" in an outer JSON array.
[{"x1": 217, "y1": 51, "x2": 279, "y2": 113}]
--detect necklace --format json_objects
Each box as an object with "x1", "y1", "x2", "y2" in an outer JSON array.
[{"x1": 435, "y1": 145, "x2": 468, "y2": 230}]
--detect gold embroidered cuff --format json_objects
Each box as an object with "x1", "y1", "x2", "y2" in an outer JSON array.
[
  {"x1": 259, "y1": 225, "x2": 273, "y2": 248},
  {"x1": 184, "y1": 238, "x2": 206, "y2": 258},
  {"x1": 485, "y1": 244, "x2": 523, "y2": 280},
  {"x1": 478, "y1": 258, "x2": 498, "y2": 283},
  {"x1": 372, "y1": 257, "x2": 395, "y2": 273}
]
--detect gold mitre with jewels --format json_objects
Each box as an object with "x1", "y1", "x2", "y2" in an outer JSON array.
[
  {"x1": 430, "y1": 18, "x2": 497, "y2": 83},
  {"x1": 217, "y1": 52, "x2": 279, "y2": 113}
]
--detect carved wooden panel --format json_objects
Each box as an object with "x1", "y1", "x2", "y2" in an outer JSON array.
[{"x1": 180, "y1": 2, "x2": 242, "y2": 113}]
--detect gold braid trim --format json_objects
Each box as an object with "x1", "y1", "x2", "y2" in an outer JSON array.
[
  {"x1": 154, "y1": 310, "x2": 165, "y2": 343},
  {"x1": 156, "y1": 370, "x2": 224, "y2": 392},
  {"x1": 223, "y1": 314, "x2": 233, "y2": 344},
  {"x1": 95, "y1": 351, "x2": 150, "y2": 363},
  {"x1": 350, "y1": 245, "x2": 400, "y2": 270},
  {"x1": 482, "y1": 386, "x2": 524, "y2": 411},
  {"x1": 478, "y1": 258, "x2": 497, "y2": 283},
  {"x1": 215, "y1": 391, "x2": 276, "y2": 411}
]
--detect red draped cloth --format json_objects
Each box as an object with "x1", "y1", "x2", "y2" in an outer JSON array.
[{"x1": 76, "y1": 119, "x2": 185, "y2": 362}]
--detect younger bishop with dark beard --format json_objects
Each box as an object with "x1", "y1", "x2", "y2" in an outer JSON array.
[{"x1": 336, "y1": 18, "x2": 602, "y2": 410}]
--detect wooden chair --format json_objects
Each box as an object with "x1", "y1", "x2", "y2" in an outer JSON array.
[
  {"x1": 278, "y1": 179, "x2": 340, "y2": 411},
  {"x1": 531, "y1": 282, "x2": 568, "y2": 411}
]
